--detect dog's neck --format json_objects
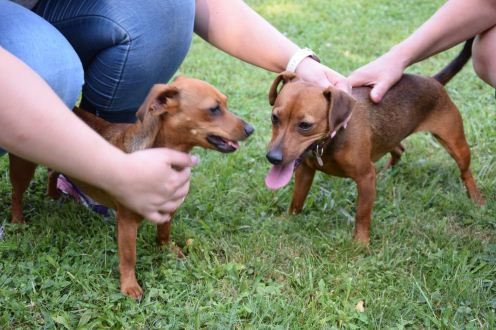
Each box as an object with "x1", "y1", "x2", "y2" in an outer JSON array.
[
  {"x1": 152, "y1": 130, "x2": 194, "y2": 154},
  {"x1": 76, "y1": 108, "x2": 195, "y2": 154},
  {"x1": 123, "y1": 122, "x2": 195, "y2": 155},
  {"x1": 120, "y1": 116, "x2": 163, "y2": 153},
  {"x1": 310, "y1": 111, "x2": 354, "y2": 166}
]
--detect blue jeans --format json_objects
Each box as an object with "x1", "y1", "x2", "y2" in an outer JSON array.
[{"x1": 0, "y1": 0, "x2": 195, "y2": 155}]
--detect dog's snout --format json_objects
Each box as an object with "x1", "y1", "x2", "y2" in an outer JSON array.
[
  {"x1": 244, "y1": 123, "x2": 255, "y2": 137},
  {"x1": 266, "y1": 149, "x2": 283, "y2": 165}
]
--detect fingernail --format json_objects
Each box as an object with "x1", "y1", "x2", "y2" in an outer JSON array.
[{"x1": 191, "y1": 155, "x2": 200, "y2": 165}]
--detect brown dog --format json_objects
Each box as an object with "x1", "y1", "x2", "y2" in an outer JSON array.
[
  {"x1": 265, "y1": 41, "x2": 484, "y2": 243},
  {"x1": 9, "y1": 77, "x2": 254, "y2": 298}
]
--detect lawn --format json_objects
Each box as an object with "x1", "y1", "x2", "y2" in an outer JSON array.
[{"x1": 1, "y1": 0, "x2": 495, "y2": 328}]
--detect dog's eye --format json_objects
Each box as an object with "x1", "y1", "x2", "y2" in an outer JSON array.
[
  {"x1": 298, "y1": 122, "x2": 313, "y2": 130},
  {"x1": 209, "y1": 106, "x2": 221, "y2": 115},
  {"x1": 271, "y1": 114, "x2": 279, "y2": 124}
]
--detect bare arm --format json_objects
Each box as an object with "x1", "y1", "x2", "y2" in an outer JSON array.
[
  {"x1": 194, "y1": 0, "x2": 351, "y2": 92},
  {"x1": 393, "y1": 0, "x2": 496, "y2": 65},
  {"x1": 0, "y1": 47, "x2": 196, "y2": 223},
  {"x1": 349, "y1": 0, "x2": 496, "y2": 102},
  {"x1": 195, "y1": 0, "x2": 298, "y2": 72}
]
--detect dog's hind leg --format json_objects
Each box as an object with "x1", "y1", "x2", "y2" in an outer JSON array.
[
  {"x1": 433, "y1": 132, "x2": 485, "y2": 205},
  {"x1": 290, "y1": 163, "x2": 316, "y2": 214},
  {"x1": 47, "y1": 170, "x2": 61, "y2": 200},
  {"x1": 384, "y1": 144, "x2": 405, "y2": 170},
  {"x1": 9, "y1": 154, "x2": 37, "y2": 224},
  {"x1": 421, "y1": 104, "x2": 485, "y2": 205}
]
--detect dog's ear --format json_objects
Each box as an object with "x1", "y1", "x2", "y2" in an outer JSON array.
[
  {"x1": 136, "y1": 84, "x2": 179, "y2": 122},
  {"x1": 172, "y1": 75, "x2": 186, "y2": 83},
  {"x1": 323, "y1": 86, "x2": 356, "y2": 136},
  {"x1": 268, "y1": 71, "x2": 296, "y2": 106}
]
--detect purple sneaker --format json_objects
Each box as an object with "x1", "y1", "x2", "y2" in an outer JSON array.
[{"x1": 56, "y1": 174, "x2": 110, "y2": 217}]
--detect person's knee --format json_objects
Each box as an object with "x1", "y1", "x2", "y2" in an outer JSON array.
[
  {"x1": 40, "y1": 48, "x2": 84, "y2": 109},
  {"x1": 76, "y1": 0, "x2": 195, "y2": 120},
  {"x1": 472, "y1": 27, "x2": 496, "y2": 87},
  {"x1": 109, "y1": 0, "x2": 195, "y2": 79},
  {"x1": 472, "y1": 44, "x2": 493, "y2": 85},
  {"x1": 0, "y1": 1, "x2": 83, "y2": 108}
]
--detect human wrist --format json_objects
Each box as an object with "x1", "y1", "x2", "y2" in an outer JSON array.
[
  {"x1": 294, "y1": 56, "x2": 320, "y2": 77},
  {"x1": 93, "y1": 148, "x2": 129, "y2": 195},
  {"x1": 286, "y1": 48, "x2": 320, "y2": 73},
  {"x1": 387, "y1": 43, "x2": 415, "y2": 70}
]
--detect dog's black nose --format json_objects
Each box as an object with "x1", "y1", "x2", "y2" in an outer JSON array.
[
  {"x1": 266, "y1": 149, "x2": 283, "y2": 165},
  {"x1": 244, "y1": 123, "x2": 255, "y2": 137}
]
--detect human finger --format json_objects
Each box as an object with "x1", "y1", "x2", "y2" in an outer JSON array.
[
  {"x1": 370, "y1": 80, "x2": 393, "y2": 103},
  {"x1": 169, "y1": 167, "x2": 191, "y2": 191},
  {"x1": 347, "y1": 70, "x2": 370, "y2": 88},
  {"x1": 146, "y1": 211, "x2": 171, "y2": 224},
  {"x1": 162, "y1": 149, "x2": 199, "y2": 168},
  {"x1": 332, "y1": 76, "x2": 352, "y2": 94},
  {"x1": 159, "y1": 199, "x2": 186, "y2": 214},
  {"x1": 168, "y1": 179, "x2": 190, "y2": 201}
]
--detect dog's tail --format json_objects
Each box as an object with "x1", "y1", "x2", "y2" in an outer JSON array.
[{"x1": 433, "y1": 37, "x2": 474, "y2": 85}]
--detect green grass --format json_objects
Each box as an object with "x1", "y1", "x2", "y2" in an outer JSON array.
[{"x1": 1, "y1": 0, "x2": 495, "y2": 328}]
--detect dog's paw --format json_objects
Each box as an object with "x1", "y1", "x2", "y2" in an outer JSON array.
[
  {"x1": 289, "y1": 205, "x2": 303, "y2": 215},
  {"x1": 353, "y1": 231, "x2": 370, "y2": 245},
  {"x1": 474, "y1": 195, "x2": 486, "y2": 206},
  {"x1": 159, "y1": 241, "x2": 186, "y2": 258},
  {"x1": 11, "y1": 215, "x2": 26, "y2": 224},
  {"x1": 121, "y1": 282, "x2": 143, "y2": 300},
  {"x1": 170, "y1": 244, "x2": 185, "y2": 259}
]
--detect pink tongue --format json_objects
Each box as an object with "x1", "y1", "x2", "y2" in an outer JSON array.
[
  {"x1": 227, "y1": 140, "x2": 239, "y2": 150},
  {"x1": 265, "y1": 160, "x2": 296, "y2": 190}
]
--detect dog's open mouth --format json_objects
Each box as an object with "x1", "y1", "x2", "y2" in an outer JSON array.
[
  {"x1": 207, "y1": 135, "x2": 240, "y2": 153},
  {"x1": 265, "y1": 147, "x2": 312, "y2": 190}
]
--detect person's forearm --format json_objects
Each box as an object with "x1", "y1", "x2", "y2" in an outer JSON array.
[
  {"x1": 194, "y1": 0, "x2": 300, "y2": 72},
  {"x1": 391, "y1": 0, "x2": 496, "y2": 67},
  {"x1": 0, "y1": 47, "x2": 125, "y2": 191}
]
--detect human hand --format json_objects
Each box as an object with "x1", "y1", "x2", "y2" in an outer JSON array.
[
  {"x1": 348, "y1": 51, "x2": 407, "y2": 103},
  {"x1": 295, "y1": 57, "x2": 352, "y2": 94},
  {"x1": 104, "y1": 148, "x2": 199, "y2": 224}
]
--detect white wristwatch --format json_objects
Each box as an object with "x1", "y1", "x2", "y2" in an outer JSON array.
[{"x1": 286, "y1": 48, "x2": 320, "y2": 73}]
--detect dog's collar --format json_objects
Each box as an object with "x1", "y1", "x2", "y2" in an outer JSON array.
[{"x1": 311, "y1": 112, "x2": 353, "y2": 166}]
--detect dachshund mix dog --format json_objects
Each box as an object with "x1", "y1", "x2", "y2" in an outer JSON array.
[
  {"x1": 9, "y1": 77, "x2": 254, "y2": 298},
  {"x1": 265, "y1": 40, "x2": 484, "y2": 243}
]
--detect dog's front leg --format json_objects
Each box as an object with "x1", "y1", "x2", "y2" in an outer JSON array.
[
  {"x1": 290, "y1": 163, "x2": 316, "y2": 214},
  {"x1": 156, "y1": 211, "x2": 184, "y2": 258},
  {"x1": 9, "y1": 154, "x2": 37, "y2": 224},
  {"x1": 352, "y1": 164, "x2": 376, "y2": 243},
  {"x1": 116, "y1": 206, "x2": 143, "y2": 299}
]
